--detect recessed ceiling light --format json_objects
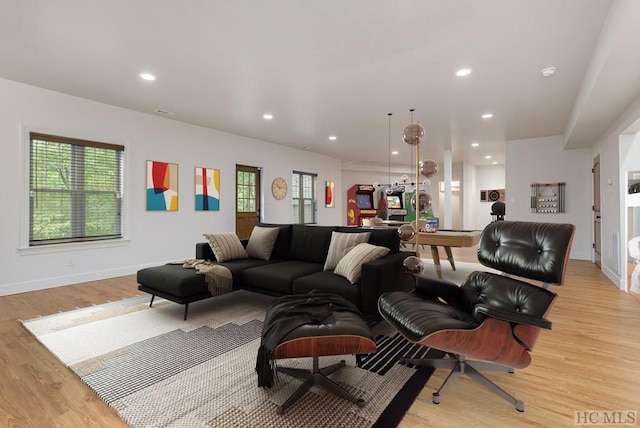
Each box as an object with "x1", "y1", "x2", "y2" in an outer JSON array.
[
  {"x1": 328, "y1": 135, "x2": 337, "y2": 141},
  {"x1": 391, "y1": 151, "x2": 399, "y2": 155},
  {"x1": 482, "y1": 113, "x2": 494, "y2": 119},
  {"x1": 456, "y1": 68, "x2": 472, "y2": 77},
  {"x1": 541, "y1": 66, "x2": 557, "y2": 77},
  {"x1": 139, "y1": 73, "x2": 156, "y2": 81},
  {"x1": 492, "y1": 161, "x2": 498, "y2": 165},
  {"x1": 471, "y1": 142, "x2": 480, "y2": 147},
  {"x1": 262, "y1": 113, "x2": 273, "y2": 120},
  {"x1": 485, "y1": 155, "x2": 492, "y2": 159}
]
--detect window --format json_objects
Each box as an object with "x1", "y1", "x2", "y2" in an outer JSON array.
[
  {"x1": 236, "y1": 168, "x2": 257, "y2": 213},
  {"x1": 29, "y1": 133, "x2": 124, "y2": 246},
  {"x1": 292, "y1": 171, "x2": 317, "y2": 224},
  {"x1": 235, "y1": 165, "x2": 261, "y2": 239}
]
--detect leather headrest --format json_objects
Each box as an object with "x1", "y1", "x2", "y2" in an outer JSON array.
[{"x1": 477, "y1": 221, "x2": 575, "y2": 285}]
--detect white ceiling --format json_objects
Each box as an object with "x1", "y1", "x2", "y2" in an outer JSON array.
[{"x1": 2, "y1": 0, "x2": 640, "y2": 169}]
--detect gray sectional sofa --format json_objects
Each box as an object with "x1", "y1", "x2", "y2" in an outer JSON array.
[{"x1": 137, "y1": 223, "x2": 414, "y2": 320}]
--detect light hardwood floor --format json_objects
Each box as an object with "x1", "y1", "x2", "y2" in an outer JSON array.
[{"x1": 1, "y1": 249, "x2": 639, "y2": 428}]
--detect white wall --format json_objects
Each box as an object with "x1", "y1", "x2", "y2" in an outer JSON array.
[
  {"x1": 437, "y1": 161, "x2": 462, "y2": 229},
  {"x1": 620, "y1": 132, "x2": 640, "y2": 291},
  {"x1": 593, "y1": 94, "x2": 640, "y2": 289},
  {"x1": 474, "y1": 164, "x2": 506, "y2": 230},
  {"x1": 0, "y1": 78, "x2": 342, "y2": 295},
  {"x1": 505, "y1": 136, "x2": 592, "y2": 260}
]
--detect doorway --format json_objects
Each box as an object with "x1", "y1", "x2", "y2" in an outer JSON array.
[
  {"x1": 593, "y1": 156, "x2": 601, "y2": 268},
  {"x1": 236, "y1": 165, "x2": 261, "y2": 240}
]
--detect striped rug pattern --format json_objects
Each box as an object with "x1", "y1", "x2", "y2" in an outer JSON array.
[{"x1": 22, "y1": 290, "x2": 441, "y2": 428}]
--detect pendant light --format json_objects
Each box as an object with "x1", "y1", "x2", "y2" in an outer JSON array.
[
  {"x1": 400, "y1": 108, "x2": 425, "y2": 272},
  {"x1": 386, "y1": 113, "x2": 394, "y2": 195}
]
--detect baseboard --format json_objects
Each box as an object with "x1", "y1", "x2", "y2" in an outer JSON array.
[
  {"x1": 600, "y1": 264, "x2": 623, "y2": 290},
  {"x1": 0, "y1": 262, "x2": 161, "y2": 297}
]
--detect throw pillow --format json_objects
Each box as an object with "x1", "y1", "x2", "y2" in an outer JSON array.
[
  {"x1": 323, "y1": 231, "x2": 371, "y2": 270},
  {"x1": 203, "y1": 232, "x2": 248, "y2": 262},
  {"x1": 334, "y1": 243, "x2": 390, "y2": 284},
  {"x1": 246, "y1": 226, "x2": 280, "y2": 261}
]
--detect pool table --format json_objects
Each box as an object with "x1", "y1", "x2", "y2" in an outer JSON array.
[{"x1": 415, "y1": 229, "x2": 482, "y2": 278}]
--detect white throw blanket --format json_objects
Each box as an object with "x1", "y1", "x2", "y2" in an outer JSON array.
[{"x1": 168, "y1": 259, "x2": 233, "y2": 296}]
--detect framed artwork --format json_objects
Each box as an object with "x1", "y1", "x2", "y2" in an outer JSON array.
[
  {"x1": 195, "y1": 167, "x2": 220, "y2": 211},
  {"x1": 325, "y1": 180, "x2": 335, "y2": 208},
  {"x1": 146, "y1": 160, "x2": 178, "y2": 211}
]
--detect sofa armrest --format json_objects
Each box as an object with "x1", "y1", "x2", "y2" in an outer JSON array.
[
  {"x1": 359, "y1": 251, "x2": 415, "y2": 316},
  {"x1": 196, "y1": 242, "x2": 215, "y2": 260}
]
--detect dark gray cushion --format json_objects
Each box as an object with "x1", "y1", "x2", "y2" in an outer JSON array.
[
  {"x1": 257, "y1": 223, "x2": 293, "y2": 260},
  {"x1": 242, "y1": 261, "x2": 323, "y2": 294},
  {"x1": 292, "y1": 270, "x2": 360, "y2": 308},
  {"x1": 245, "y1": 226, "x2": 280, "y2": 260},
  {"x1": 289, "y1": 225, "x2": 338, "y2": 263},
  {"x1": 337, "y1": 227, "x2": 400, "y2": 254},
  {"x1": 217, "y1": 258, "x2": 276, "y2": 285}
]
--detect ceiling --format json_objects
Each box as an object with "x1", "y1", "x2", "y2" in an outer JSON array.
[{"x1": 2, "y1": 0, "x2": 640, "y2": 169}]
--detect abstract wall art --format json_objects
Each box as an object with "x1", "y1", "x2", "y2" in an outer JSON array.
[
  {"x1": 325, "y1": 180, "x2": 335, "y2": 208},
  {"x1": 146, "y1": 160, "x2": 178, "y2": 211},
  {"x1": 195, "y1": 167, "x2": 220, "y2": 211}
]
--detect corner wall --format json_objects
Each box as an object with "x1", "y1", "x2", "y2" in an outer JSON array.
[
  {"x1": 505, "y1": 135, "x2": 592, "y2": 260},
  {"x1": 595, "y1": 93, "x2": 640, "y2": 288}
]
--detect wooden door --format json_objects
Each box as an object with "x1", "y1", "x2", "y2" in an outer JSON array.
[
  {"x1": 593, "y1": 156, "x2": 601, "y2": 268},
  {"x1": 236, "y1": 165, "x2": 261, "y2": 240}
]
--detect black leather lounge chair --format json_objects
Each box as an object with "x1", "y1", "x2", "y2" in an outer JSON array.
[{"x1": 378, "y1": 221, "x2": 575, "y2": 411}]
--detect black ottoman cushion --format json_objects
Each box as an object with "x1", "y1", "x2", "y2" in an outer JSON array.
[{"x1": 278, "y1": 310, "x2": 373, "y2": 349}]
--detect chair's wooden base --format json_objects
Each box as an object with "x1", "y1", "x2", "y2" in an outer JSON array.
[
  {"x1": 402, "y1": 354, "x2": 525, "y2": 412},
  {"x1": 276, "y1": 356, "x2": 365, "y2": 415}
]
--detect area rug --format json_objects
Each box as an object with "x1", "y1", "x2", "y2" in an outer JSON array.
[{"x1": 21, "y1": 290, "x2": 442, "y2": 428}]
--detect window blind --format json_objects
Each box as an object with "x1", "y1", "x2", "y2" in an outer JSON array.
[
  {"x1": 29, "y1": 132, "x2": 124, "y2": 246},
  {"x1": 292, "y1": 170, "x2": 317, "y2": 224}
]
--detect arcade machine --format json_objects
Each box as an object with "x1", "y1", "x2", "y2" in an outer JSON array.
[
  {"x1": 404, "y1": 190, "x2": 438, "y2": 230},
  {"x1": 347, "y1": 184, "x2": 377, "y2": 226},
  {"x1": 386, "y1": 191, "x2": 407, "y2": 221}
]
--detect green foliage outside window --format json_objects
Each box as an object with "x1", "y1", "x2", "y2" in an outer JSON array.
[{"x1": 29, "y1": 134, "x2": 124, "y2": 245}]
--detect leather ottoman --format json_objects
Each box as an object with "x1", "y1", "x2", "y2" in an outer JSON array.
[{"x1": 257, "y1": 292, "x2": 377, "y2": 414}]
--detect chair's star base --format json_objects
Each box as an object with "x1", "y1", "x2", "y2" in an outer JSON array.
[
  {"x1": 276, "y1": 357, "x2": 365, "y2": 415},
  {"x1": 402, "y1": 354, "x2": 525, "y2": 412}
]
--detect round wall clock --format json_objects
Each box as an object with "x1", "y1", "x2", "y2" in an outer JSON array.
[{"x1": 271, "y1": 177, "x2": 287, "y2": 200}]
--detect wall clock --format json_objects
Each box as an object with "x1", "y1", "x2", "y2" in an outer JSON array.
[{"x1": 271, "y1": 177, "x2": 287, "y2": 200}]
